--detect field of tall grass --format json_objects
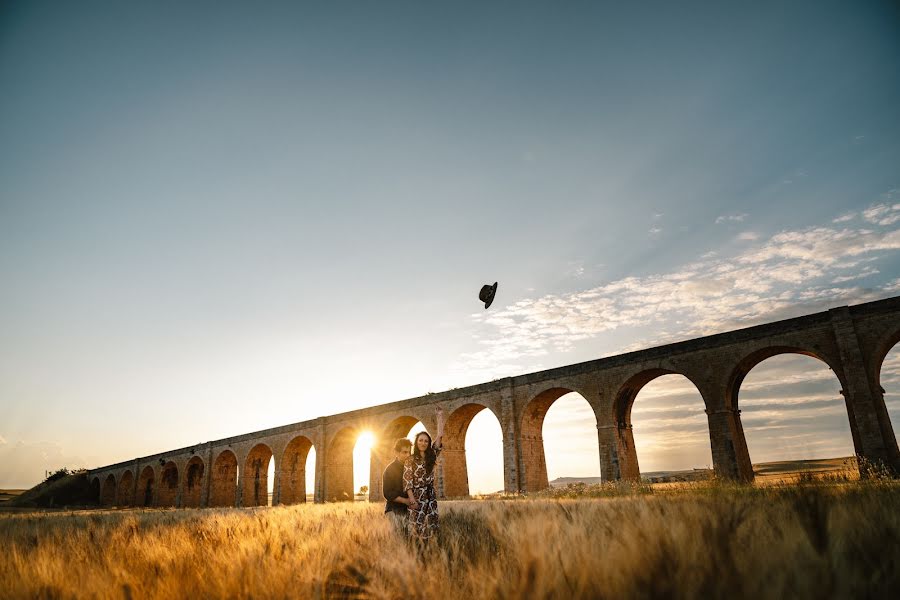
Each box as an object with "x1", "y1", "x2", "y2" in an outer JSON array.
[{"x1": 2, "y1": 480, "x2": 898, "y2": 599}]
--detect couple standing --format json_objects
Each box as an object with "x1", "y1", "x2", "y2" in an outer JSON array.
[{"x1": 382, "y1": 410, "x2": 444, "y2": 543}]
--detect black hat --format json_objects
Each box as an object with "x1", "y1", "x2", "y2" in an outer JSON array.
[{"x1": 478, "y1": 282, "x2": 498, "y2": 309}]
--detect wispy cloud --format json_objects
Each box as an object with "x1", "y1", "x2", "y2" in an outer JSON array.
[
  {"x1": 715, "y1": 213, "x2": 748, "y2": 224},
  {"x1": 737, "y1": 231, "x2": 759, "y2": 241},
  {"x1": 832, "y1": 212, "x2": 856, "y2": 223},
  {"x1": 459, "y1": 199, "x2": 900, "y2": 376}
]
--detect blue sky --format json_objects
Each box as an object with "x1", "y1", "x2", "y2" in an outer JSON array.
[{"x1": 1, "y1": 1, "x2": 899, "y2": 491}]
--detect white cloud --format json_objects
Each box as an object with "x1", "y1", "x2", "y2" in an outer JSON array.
[
  {"x1": 862, "y1": 203, "x2": 900, "y2": 226},
  {"x1": 738, "y1": 231, "x2": 759, "y2": 241},
  {"x1": 832, "y1": 266, "x2": 879, "y2": 284},
  {"x1": 648, "y1": 227, "x2": 662, "y2": 235},
  {"x1": 457, "y1": 203, "x2": 900, "y2": 377},
  {"x1": 832, "y1": 212, "x2": 856, "y2": 223},
  {"x1": 716, "y1": 213, "x2": 748, "y2": 224}
]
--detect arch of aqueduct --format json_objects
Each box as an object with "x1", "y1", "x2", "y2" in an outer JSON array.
[{"x1": 89, "y1": 297, "x2": 900, "y2": 507}]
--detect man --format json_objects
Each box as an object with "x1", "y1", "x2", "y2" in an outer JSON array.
[{"x1": 382, "y1": 438, "x2": 417, "y2": 530}]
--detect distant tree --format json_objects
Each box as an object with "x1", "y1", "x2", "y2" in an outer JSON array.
[
  {"x1": 358, "y1": 485, "x2": 368, "y2": 495},
  {"x1": 45, "y1": 468, "x2": 70, "y2": 483}
]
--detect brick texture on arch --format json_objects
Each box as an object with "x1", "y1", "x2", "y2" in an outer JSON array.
[
  {"x1": 100, "y1": 474, "x2": 116, "y2": 506},
  {"x1": 117, "y1": 470, "x2": 134, "y2": 507},
  {"x1": 182, "y1": 457, "x2": 205, "y2": 508},
  {"x1": 137, "y1": 466, "x2": 155, "y2": 507},
  {"x1": 325, "y1": 427, "x2": 358, "y2": 502},
  {"x1": 157, "y1": 462, "x2": 179, "y2": 507},
  {"x1": 210, "y1": 450, "x2": 238, "y2": 507},
  {"x1": 280, "y1": 437, "x2": 313, "y2": 505},
  {"x1": 243, "y1": 444, "x2": 273, "y2": 507}
]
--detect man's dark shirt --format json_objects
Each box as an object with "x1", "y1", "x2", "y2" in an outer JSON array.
[{"x1": 382, "y1": 458, "x2": 407, "y2": 515}]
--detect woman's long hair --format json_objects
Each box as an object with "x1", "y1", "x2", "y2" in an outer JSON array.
[{"x1": 413, "y1": 431, "x2": 437, "y2": 475}]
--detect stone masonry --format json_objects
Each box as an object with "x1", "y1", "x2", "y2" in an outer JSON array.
[{"x1": 89, "y1": 296, "x2": 900, "y2": 507}]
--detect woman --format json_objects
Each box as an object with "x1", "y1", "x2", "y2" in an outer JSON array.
[{"x1": 403, "y1": 424, "x2": 443, "y2": 543}]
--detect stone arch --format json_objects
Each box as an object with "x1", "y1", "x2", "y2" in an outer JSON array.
[
  {"x1": 325, "y1": 426, "x2": 360, "y2": 502},
  {"x1": 726, "y1": 346, "x2": 847, "y2": 412},
  {"x1": 611, "y1": 368, "x2": 707, "y2": 480},
  {"x1": 100, "y1": 474, "x2": 116, "y2": 506},
  {"x1": 137, "y1": 466, "x2": 155, "y2": 507},
  {"x1": 443, "y1": 403, "x2": 502, "y2": 497},
  {"x1": 614, "y1": 369, "x2": 712, "y2": 480},
  {"x1": 157, "y1": 462, "x2": 179, "y2": 507},
  {"x1": 725, "y1": 346, "x2": 860, "y2": 472},
  {"x1": 869, "y1": 325, "x2": 900, "y2": 387},
  {"x1": 280, "y1": 436, "x2": 314, "y2": 505},
  {"x1": 90, "y1": 476, "x2": 100, "y2": 503},
  {"x1": 117, "y1": 470, "x2": 134, "y2": 507},
  {"x1": 182, "y1": 457, "x2": 205, "y2": 508},
  {"x1": 210, "y1": 449, "x2": 238, "y2": 507},
  {"x1": 519, "y1": 386, "x2": 598, "y2": 492},
  {"x1": 243, "y1": 443, "x2": 274, "y2": 507}
]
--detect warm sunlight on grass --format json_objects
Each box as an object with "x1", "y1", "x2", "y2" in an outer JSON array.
[{"x1": 2, "y1": 480, "x2": 899, "y2": 599}]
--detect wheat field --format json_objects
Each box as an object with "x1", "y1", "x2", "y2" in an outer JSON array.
[{"x1": 2, "y1": 481, "x2": 899, "y2": 599}]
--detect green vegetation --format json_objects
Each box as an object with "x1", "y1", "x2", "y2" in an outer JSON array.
[{"x1": 4, "y1": 471, "x2": 96, "y2": 509}]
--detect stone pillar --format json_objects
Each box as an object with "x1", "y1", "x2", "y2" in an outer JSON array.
[
  {"x1": 131, "y1": 460, "x2": 139, "y2": 506},
  {"x1": 500, "y1": 385, "x2": 521, "y2": 493},
  {"x1": 615, "y1": 424, "x2": 641, "y2": 481},
  {"x1": 201, "y1": 444, "x2": 213, "y2": 508},
  {"x1": 706, "y1": 408, "x2": 754, "y2": 481},
  {"x1": 519, "y1": 434, "x2": 548, "y2": 492},
  {"x1": 597, "y1": 425, "x2": 620, "y2": 482},
  {"x1": 152, "y1": 466, "x2": 161, "y2": 507},
  {"x1": 441, "y1": 447, "x2": 468, "y2": 497},
  {"x1": 369, "y1": 442, "x2": 391, "y2": 503},
  {"x1": 175, "y1": 464, "x2": 183, "y2": 509},
  {"x1": 314, "y1": 421, "x2": 327, "y2": 503},
  {"x1": 830, "y1": 307, "x2": 900, "y2": 474}
]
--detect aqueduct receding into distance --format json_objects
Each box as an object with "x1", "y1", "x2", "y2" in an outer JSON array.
[{"x1": 89, "y1": 297, "x2": 900, "y2": 507}]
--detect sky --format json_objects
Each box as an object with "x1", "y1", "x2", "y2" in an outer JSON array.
[{"x1": 1, "y1": 1, "x2": 900, "y2": 492}]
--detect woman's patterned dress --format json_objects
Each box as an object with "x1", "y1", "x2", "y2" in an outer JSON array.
[{"x1": 403, "y1": 444, "x2": 442, "y2": 540}]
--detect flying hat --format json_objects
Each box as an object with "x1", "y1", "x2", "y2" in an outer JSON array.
[{"x1": 478, "y1": 282, "x2": 498, "y2": 309}]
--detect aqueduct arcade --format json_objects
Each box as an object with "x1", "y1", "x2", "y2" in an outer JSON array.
[{"x1": 89, "y1": 297, "x2": 900, "y2": 507}]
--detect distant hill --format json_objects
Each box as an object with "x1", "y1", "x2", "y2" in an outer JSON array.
[
  {"x1": 550, "y1": 456, "x2": 858, "y2": 486},
  {"x1": 1, "y1": 472, "x2": 96, "y2": 509}
]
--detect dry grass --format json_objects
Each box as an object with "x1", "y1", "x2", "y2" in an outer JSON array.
[{"x1": 1, "y1": 481, "x2": 899, "y2": 599}]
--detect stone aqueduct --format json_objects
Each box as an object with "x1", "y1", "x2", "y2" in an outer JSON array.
[{"x1": 89, "y1": 297, "x2": 900, "y2": 507}]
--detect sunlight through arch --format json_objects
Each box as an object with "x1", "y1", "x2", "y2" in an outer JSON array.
[
  {"x1": 541, "y1": 392, "x2": 601, "y2": 486},
  {"x1": 630, "y1": 374, "x2": 713, "y2": 478},
  {"x1": 353, "y1": 431, "x2": 375, "y2": 500},
  {"x1": 461, "y1": 409, "x2": 503, "y2": 495},
  {"x1": 739, "y1": 354, "x2": 855, "y2": 476}
]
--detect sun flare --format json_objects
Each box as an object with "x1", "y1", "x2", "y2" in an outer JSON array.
[{"x1": 356, "y1": 431, "x2": 375, "y2": 451}]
